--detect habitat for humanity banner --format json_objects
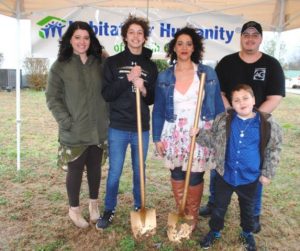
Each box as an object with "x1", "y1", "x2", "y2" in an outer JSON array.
[{"x1": 31, "y1": 7, "x2": 243, "y2": 61}]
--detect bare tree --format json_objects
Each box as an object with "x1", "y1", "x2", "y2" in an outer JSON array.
[
  {"x1": 286, "y1": 45, "x2": 300, "y2": 70},
  {"x1": 263, "y1": 38, "x2": 287, "y2": 69},
  {"x1": 23, "y1": 57, "x2": 49, "y2": 91}
]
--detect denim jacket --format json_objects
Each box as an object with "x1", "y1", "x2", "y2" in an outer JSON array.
[{"x1": 152, "y1": 63, "x2": 224, "y2": 142}]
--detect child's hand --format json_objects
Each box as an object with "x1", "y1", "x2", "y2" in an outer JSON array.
[
  {"x1": 189, "y1": 127, "x2": 200, "y2": 137},
  {"x1": 155, "y1": 141, "x2": 165, "y2": 157},
  {"x1": 259, "y1": 175, "x2": 271, "y2": 186}
]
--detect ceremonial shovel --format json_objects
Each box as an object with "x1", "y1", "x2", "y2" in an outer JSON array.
[{"x1": 130, "y1": 89, "x2": 157, "y2": 238}]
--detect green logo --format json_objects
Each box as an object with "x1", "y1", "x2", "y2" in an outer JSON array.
[{"x1": 37, "y1": 16, "x2": 66, "y2": 39}]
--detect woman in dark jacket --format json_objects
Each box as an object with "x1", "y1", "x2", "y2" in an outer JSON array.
[{"x1": 46, "y1": 21, "x2": 108, "y2": 228}]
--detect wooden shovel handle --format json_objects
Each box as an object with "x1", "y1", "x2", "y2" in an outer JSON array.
[
  {"x1": 179, "y1": 73, "x2": 206, "y2": 214},
  {"x1": 136, "y1": 89, "x2": 145, "y2": 209}
]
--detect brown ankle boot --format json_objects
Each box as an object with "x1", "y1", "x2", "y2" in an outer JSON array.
[
  {"x1": 170, "y1": 178, "x2": 185, "y2": 208},
  {"x1": 185, "y1": 182, "x2": 204, "y2": 231},
  {"x1": 69, "y1": 206, "x2": 89, "y2": 228},
  {"x1": 89, "y1": 199, "x2": 100, "y2": 223}
]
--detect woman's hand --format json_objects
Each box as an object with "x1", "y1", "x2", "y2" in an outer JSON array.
[
  {"x1": 189, "y1": 127, "x2": 200, "y2": 137},
  {"x1": 259, "y1": 175, "x2": 271, "y2": 186},
  {"x1": 155, "y1": 141, "x2": 165, "y2": 157}
]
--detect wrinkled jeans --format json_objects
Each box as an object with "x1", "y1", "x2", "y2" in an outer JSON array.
[
  {"x1": 104, "y1": 128, "x2": 149, "y2": 211},
  {"x1": 209, "y1": 170, "x2": 262, "y2": 216}
]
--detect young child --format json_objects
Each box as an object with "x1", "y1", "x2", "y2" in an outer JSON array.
[{"x1": 195, "y1": 84, "x2": 282, "y2": 251}]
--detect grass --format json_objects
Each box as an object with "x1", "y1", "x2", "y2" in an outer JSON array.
[{"x1": 0, "y1": 89, "x2": 299, "y2": 251}]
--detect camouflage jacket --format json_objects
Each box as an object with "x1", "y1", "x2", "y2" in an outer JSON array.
[{"x1": 196, "y1": 109, "x2": 282, "y2": 179}]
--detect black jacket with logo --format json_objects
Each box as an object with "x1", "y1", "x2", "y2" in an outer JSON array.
[{"x1": 102, "y1": 46, "x2": 158, "y2": 131}]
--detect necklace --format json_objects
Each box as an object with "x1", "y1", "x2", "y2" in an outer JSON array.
[{"x1": 237, "y1": 116, "x2": 254, "y2": 138}]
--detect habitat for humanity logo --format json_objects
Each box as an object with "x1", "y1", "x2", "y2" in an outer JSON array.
[{"x1": 37, "y1": 16, "x2": 66, "y2": 39}]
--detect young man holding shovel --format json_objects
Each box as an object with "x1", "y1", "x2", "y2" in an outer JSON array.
[{"x1": 96, "y1": 15, "x2": 158, "y2": 230}]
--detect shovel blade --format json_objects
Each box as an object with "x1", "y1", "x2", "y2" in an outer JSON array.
[
  {"x1": 167, "y1": 212, "x2": 193, "y2": 242},
  {"x1": 130, "y1": 208, "x2": 156, "y2": 238}
]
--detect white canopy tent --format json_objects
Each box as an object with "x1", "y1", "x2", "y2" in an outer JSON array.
[
  {"x1": 0, "y1": 0, "x2": 300, "y2": 170},
  {"x1": 1, "y1": 1, "x2": 300, "y2": 31}
]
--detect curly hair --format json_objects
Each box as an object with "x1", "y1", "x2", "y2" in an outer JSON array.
[
  {"x1": 58, "y1": 21, "x2": 102, "y2": 62},
  {"x1": 121, "y1": 15, "x2": 150, "y2": 45},
  {"x1": 167, "y1": 26, "x2": 204, "y2": 64}
]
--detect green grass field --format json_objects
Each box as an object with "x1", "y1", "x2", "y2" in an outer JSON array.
[{"x1": 0, "y1": 89, "x2": 299, "y2": 251}]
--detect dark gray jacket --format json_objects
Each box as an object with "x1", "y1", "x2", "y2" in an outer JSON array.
[{"x1": 46, "y1": 54, "x2": 108, "y2": 146}]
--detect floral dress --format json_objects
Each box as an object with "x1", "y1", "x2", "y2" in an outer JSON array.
[
  {"x1": 57, "y1": 142, "x2": 108, "y2": 171},
  {"x1": 160, "y1": 64, "x2": 213, "y2": 172}
]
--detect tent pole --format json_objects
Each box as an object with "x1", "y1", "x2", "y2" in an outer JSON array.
[
  {"x1": 275, "y1": 0, "x2": 285, "y2": 60},
  {"x1": 16, "y1": 0, "x2": 21, "y2": 171},
  {"x1": 146, "y1": 0, "x2": 149, "y2": 20}
]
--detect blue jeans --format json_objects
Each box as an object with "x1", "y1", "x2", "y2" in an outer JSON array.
[
  {"x1": 209, "y1": 170, "x2": 262, "y2": 216},
  {"x1": 171, "y1": 167, "x2": 204, "y2": 186},
  {"x1": 104, "y1": 128, "x2": 149, "y2": 211}
]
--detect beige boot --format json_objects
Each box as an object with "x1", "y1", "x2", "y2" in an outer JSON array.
[
  {"x1": 89, "y1": 199, "x2": 100, "y2": 223},
  {"x1": 69, "y1": 206, "x2": 89, "y2": 228}
]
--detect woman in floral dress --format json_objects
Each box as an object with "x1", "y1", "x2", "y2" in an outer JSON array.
[{"x1": 152, "y1": 26, "x2": 224, "y2": 231}]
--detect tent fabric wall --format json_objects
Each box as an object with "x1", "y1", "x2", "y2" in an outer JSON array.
[{"x1": 30, "y1": 8, "x2": 242, "y2": 61}]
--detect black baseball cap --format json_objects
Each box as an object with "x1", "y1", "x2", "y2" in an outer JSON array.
[{"x1": 241, "y1": 21, "x2": 263, "y2": 35}]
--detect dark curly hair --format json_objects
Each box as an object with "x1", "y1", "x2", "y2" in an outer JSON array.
[
  {"x1": 121, "y1": 15, "x2": 150, "y2": 46},
  {"x1": 167, "y1": 26, "x2": 204, "y2": 65},
  {"x1": 58, "y1": 21, "x2": 102, "y2": 62}
]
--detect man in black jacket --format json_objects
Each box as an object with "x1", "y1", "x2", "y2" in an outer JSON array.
[{"x1": 96, "y1": 15, "x2": 158, "y2": 229}]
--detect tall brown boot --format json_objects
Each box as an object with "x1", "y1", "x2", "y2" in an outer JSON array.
[
  {"x1": 170, "y1": 178, "x2": 185, "y2": 209},
  {"x1": 185, "y1": 182, "x2": 204, "y2": 231}
]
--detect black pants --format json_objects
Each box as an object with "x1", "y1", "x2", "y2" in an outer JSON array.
[
  {"x1": 66, "y1": 145, "x2": 103, "y2": 207},
  {"x1": 209, "y1": 173, "x2": 259, "y2": 233},
  {"x1": 170, "y1": 167, "x2": 205, "y2": 186}
]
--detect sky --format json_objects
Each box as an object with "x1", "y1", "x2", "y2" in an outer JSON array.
[
  {"x1": 0, "y1": 15, "x2": 31, "y2": 69},
  {"x1": 0, "y1": 14, "x2": 300, "y2": 69}
]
